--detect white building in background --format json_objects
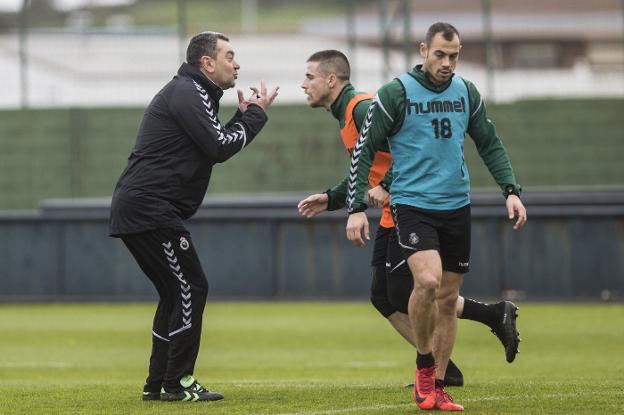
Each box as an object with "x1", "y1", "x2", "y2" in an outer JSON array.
[{"x1": 1, "y1": 1, "x2": 623, "y2": 108}]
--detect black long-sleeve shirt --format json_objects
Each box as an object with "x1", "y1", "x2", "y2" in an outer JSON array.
[{"x1": 109, "y1": 63, "x2": 268, "y2": 236}]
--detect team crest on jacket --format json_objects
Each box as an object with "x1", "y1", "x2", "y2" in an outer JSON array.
[
  {"x1": 409, "y1": 232, "x2": 419, "y2": 246},
  {"x1": 180, "y1": 237, "x2": 190, "y2": 251}
]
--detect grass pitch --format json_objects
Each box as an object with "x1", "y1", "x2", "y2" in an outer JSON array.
[{"x1": 0, "y1": 302, "x2": 622, "y2": 414}]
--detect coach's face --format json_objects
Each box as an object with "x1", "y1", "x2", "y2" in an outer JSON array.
[
  {"x1": 420, "y1": 32, "x2": 461, "y2": 85},
  {"x1": 301, "y1": 61, "x2": 333, "y2": 109},
  {"x1": 203, "y1": 39, "x2": 239, "y2": 90}
]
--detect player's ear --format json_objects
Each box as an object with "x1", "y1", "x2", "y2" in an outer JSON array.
[
  {"x1": 327, "y1": 74, "x2": 337, "y2": 88},
  {"x1": 419, "y1": 42, "x2": 428, "y2": 59}
]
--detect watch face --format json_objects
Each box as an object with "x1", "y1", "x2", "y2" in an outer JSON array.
[{"x1": 506, "y1": 185, "x2": 520, "y2": 197}]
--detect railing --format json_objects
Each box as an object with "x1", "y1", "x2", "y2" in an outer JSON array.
[{"x1": 1, "y1": 189, "x2": 623, "y2": 301}]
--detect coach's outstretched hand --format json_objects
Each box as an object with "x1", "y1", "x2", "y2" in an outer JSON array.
[
  {"x1": 346, "y1": 212, "x2": 370, "y2": 247},
  {"x1": 247, "y1": 80, "x2": 279, "y2": 112}
]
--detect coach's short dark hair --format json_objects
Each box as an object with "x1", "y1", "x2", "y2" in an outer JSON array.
[
  {"x1": 307, "y1": 50, "x2": 351, "y2": 81},
  {"x1": 186, "y1": 31, "x2": 229, "y2": 67},
  {"x1": 425, "y1": 22, "x2": 460, "y2": 47}
]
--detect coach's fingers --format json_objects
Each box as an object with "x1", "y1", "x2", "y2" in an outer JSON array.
[
  {"x1": 268, "y1": 86, "x2": 280, "y2": 103},
  {"x1": 249, "y1": 87, "x2": 260, "y2": 100}
]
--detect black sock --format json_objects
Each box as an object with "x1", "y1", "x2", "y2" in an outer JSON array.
[
  {"x1": 435, "y1": 379, "x2": 444, "y2": 388},
  {"x1": 416, "y1": 352, "x2": 435, "y2": 369},
  {"x1": 459, "y1": 298, "x2": 501, "y2": 328}
]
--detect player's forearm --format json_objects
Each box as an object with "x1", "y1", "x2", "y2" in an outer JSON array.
[
  {"x1": 325, "y1": 176, "x2": 349, "y2": 211},
  {"x1": 481, "y1": 144, "x2": 519, "y2": 191},
  {"x1": 468, "y1": 95, "x2": 519, "y2": 190},
  {"x1": 470, "y1": 126, "x2": 518, "y2": 191}
]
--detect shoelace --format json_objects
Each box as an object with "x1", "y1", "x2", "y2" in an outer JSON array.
[
  {"x1": 418, "y1": 367, "x2": 436, "y2": 394},
  {"x1": 436, "y1": 386, "x2": 454, "y2": 402}
]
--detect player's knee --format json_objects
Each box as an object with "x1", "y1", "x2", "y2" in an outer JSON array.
[
  {"x1": 414, "y1": 271, "x2": 440, "y2": 291},
  {"x1": 370, "y1": 294, "x2": 396, "y2": 318},
  {"x1": 437, "y1": 291, "x2": 459, "y2": 315},
  {"x1": 370, "y1": 264, "x2": 395, "y2": 317}
]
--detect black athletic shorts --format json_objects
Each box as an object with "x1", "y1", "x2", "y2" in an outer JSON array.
[
  {"x1": 371, "y1": 225, "x2": 412, "y2": 280},
  {"x1": 385, "y1": 230, "x2": 413, "y2": 313},
  {"x1": 392, "y1": 203, "x2": 471, "y2": 274},
  {"x1": 371, "y1": 226, "x2": 392, "y2": 266},
  {"x1": 386, "y1": 229, "x2": 411, "y2": 279},
  {"x1": 370, "y1": 225, "x2": 413, "y2": 316}
]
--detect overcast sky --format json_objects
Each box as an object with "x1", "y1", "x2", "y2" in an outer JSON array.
[{"x1": 0, "y1": 0, "x2": 133, "y2": 12}]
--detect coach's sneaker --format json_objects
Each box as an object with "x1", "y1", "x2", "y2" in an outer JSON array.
[
  {"x1": 412, "y1": 365, "x2": 436, "y2": 410},
  {"x1": 434, "y1": 381, "x2": 464, "y2": 411},
  {"x1": 491, "y1": 301, "x2": 521, "y2": 363},
  {"x1": 142, "y1": 385, "x2": 161, "y2": 401},
  {"x1": 160, "y1": 375, "x2": 224, "y2": 402}
]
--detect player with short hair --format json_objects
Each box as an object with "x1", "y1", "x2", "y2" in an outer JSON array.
[
  {"x1": 109, "y1": 31, "x2": 278, "y2": 402},
  {"x1": 345, "y1": 23, "x2": 527, "y2": 411},
  {"x1": 298, "y1": 49, "x2": 521, "y2": 389}
]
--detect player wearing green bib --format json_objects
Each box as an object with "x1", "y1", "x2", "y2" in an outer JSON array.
[{"x1": 345, "y1": 23, "x2": 527, "y2": 411}]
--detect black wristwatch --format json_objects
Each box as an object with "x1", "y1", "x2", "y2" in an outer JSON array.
[
  {"x1": 348, "y1": 204, "x2": 368, "y2": 214},
  {"x1": 503, "y1": 184, "x2": 522, "y2": 199}
]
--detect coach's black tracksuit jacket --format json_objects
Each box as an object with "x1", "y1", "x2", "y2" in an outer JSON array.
[{"x1": 109, "y1": 63, "x2": 268, "y2": 236}]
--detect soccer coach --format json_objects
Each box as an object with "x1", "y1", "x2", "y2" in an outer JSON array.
[{"x1": 109, "y1": 31, "x2": 278, "y2": 402}]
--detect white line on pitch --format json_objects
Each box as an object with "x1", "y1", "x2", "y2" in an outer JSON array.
[{"x1": 273, "y1": 391, "x2": 624, "y2": 415}]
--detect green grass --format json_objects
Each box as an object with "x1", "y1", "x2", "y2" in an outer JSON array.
[{"x1": 0, "y1": 302, "x2": 623, "y2": 414}]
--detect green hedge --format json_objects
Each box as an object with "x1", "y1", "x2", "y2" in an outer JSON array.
[{"x1": 1, "y1": 98, "x2": 622, "y2": 209}]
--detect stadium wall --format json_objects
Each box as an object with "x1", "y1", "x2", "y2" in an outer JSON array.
[
  {"x1": 1, "y1": 190, "x2": 623, "y2": 302},
  {"x1": 0, "y1": 98, "x2": 623, "y2": 210}
]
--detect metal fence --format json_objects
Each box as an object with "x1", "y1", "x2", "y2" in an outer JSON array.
[
  {"x1": 1, "y1": 1, "x2": 623, "y2": 301},
  {"x1": 1, "y1": 190, "x2": 623, "y2": 302}
]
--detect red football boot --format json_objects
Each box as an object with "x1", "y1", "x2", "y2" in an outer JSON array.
[
  {"x1": 412, "y1": 365, "x2": 436, "y2": 410},
  {"x1": 435, "y1": 382, "x2": 464, "y2": 411}
]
